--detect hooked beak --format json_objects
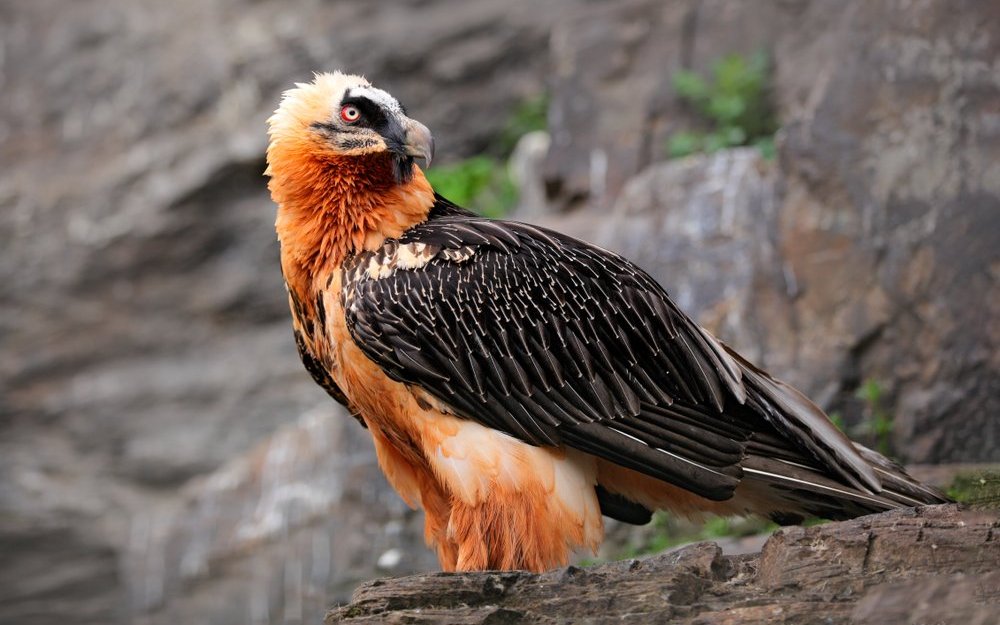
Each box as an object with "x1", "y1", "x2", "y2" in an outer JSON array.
[{"x1": 401, "y1": 118, "x2": 435, "y2": 168}]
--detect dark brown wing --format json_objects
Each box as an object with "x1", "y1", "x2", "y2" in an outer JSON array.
[{"x1": 343, "y1": 198, "x2": 880, "y2": 501}]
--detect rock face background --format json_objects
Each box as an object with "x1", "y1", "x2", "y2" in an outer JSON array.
[{"x1": 0, "y1": 1, "x2": 996, "y2": 624}]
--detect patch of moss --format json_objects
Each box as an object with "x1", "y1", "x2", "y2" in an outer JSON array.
[
  {"x1": 424, "y1": 156, "x2": 518, "y2": 218},
  {"x1": 947, "y1": 470, "x2": 1000, "y2": 509},
  {"x1": 424, "y1": 93, "x2": 546, "y2": 218},
  {"x1": 667, "y1": 51, "x2": 778, "y2": 160},
  {"x1": 497, "y1": 93, "x2": 549, "y2": 156}
]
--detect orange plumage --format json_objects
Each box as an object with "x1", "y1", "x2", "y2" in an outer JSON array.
[{"x1": 266, "y1": 72, "x2": 948, "y2": 573}]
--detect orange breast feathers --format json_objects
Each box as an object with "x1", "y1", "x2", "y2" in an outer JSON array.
[{"x1": 268, "y1": 150, "x2": 434, "y2": 310}]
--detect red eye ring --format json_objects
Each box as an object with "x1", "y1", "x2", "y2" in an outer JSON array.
[{"x1": 340, "y1": 105, "x2": 361, "y2": 123}]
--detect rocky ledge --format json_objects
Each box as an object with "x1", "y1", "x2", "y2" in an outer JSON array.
[{"x1": 326, "y1": 504, "x2": 999, "y2": 625}]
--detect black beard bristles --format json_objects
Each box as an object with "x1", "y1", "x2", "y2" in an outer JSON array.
[{"x1": 392, "y1": 154, "x2": 415, "y2": 184}]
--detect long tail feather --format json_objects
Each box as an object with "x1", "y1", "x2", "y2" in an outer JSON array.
[
  {"x1": 740, "y1": 445, "x2": 950, "y2": 523},
  {"x1": 723, "y1": 345, "x2": 882, "y2": 494}
]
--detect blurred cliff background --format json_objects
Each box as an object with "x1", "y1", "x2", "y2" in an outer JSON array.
[{"x1": 1, "y1": 0, "x2": 997, "y2": 623}]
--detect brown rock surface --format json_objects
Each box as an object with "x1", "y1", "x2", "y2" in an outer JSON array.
[{"x1": 327, "y1": 505, "x2": 1000, "y2": 624}]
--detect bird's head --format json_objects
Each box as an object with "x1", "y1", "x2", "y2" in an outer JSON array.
[
  {"x1": 266, "y1": 72, "x2": 434, "y2": 189},
  {"x1": 267, "y1": 72, "x2": 437, "y2": 275}
]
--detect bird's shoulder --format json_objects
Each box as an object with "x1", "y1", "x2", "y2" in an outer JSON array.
[{"x1": 344, "y1": 195, "x2": 662, "y2": 294}]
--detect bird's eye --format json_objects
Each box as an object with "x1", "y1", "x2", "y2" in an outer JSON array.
[{"x1": 340, "y1": 105, "x2": 361, "y2": 123}]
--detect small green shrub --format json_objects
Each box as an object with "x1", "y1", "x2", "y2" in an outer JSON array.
[
  {"x1": 828, "y1": 411, "x2": 846, "y2": 433},
  {"x1": 497, "y1": 93, "x2": 549, "y2": 156},
  {"x1": 616, "y1": 512, "x2": 777, "y2": 560},
  {"x1": 855, "y1": 379, "x2": 894, "y2": 456},
  {"x1": 667, "y1": 51, "x2": 778, "y2": 159},
  {"x1": 424, "y1": 156, "x2": 518, "y2": 219},
  {"x1": 829, "y1": 380, "x2": 895, "y2": 456},
  {"x1": 424, "y1": 93, "x2": 547, "y2": 218}
]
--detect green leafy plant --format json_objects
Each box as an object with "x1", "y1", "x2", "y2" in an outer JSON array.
[
  {"x1": 497, "y1": 93, "x2": 549, "y2": 156},
  {"x1": 667, "y1": 51, "x2": 778, "y2": 159},
  {"x1": 828, "y1": 411, "x2": 846, "y2": 433},
  {"x1": 829, "y1": 381, "x2": 894, "y2": 456},
  {"x1": 424, "y1": 156, "x2": 518, "y2": 219},
  {"x1": 615, "y1": 513, "x2": 777, "y2": 560},
  {"x1": 855, "y1": 379, "x2": 894, "y2": 456},
  {"x1": 424, "y1": 93, "x2": 547, "y2": 218},
  {"x1": 617, "y1": 512, "x2": 674, "y2": 558},
  {"x1": 801, "y1": 517, "x2": 833, "y2": 527}
]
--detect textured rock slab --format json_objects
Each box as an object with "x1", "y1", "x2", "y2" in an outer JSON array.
[
  {"x1": 852, "y1": 571, "x2": 1000, "y2": 625},
  {"x1": 327, "y1": 505, "x2": 1000, "y2": 625}
]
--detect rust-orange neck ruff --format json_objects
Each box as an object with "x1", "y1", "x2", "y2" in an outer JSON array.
[{"x1": 267, "y1": 147, "x2": 435, "y2": 305}]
